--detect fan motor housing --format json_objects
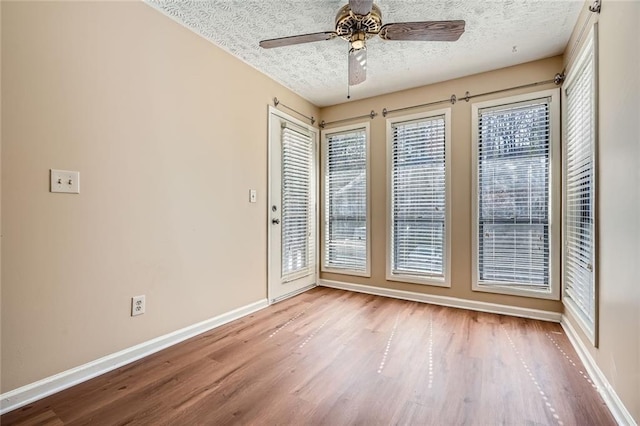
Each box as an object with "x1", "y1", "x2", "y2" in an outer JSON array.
[{"x1": 335, "y1": 4, "x2": 383, "y2": 41}]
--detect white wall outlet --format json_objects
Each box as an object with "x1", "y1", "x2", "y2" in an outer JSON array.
[
  {"x1": 131, "y1": 295, "x2": 146, "y2": 316},
  {"x1": 50, "y1": 169, "x2": 80, "y2": 193},
  {"x1": 249, "y1": 189, "x2": 257, "y2": 203}
]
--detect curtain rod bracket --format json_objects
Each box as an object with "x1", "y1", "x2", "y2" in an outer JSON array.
[
  {"x1": 589, "y1": 0, "x2": 601, "y2": 14},
  {"x1": 273, "y1": 97, "x2": 280, "y2": 107},
  {"x1": 450, "y1": 94, "x2": 457, "y2": 104},
  {"x1": 382, "y1": 108, "x2": 388, "y2": 117},
  {"x1": 554, "y1": 72, "x2": 566, "y2": 85},
  {"x1": 319, "y1": 120, "x2": 326, "y2": 128},
  {"x1": 464, "y1": 92, "x2": 470, "y2": 102},
  {"x1": 369, "y1": 110, "x2": 377, "y2": 119}
]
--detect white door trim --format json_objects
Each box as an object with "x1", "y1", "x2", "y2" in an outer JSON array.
[{"x1": 267, "y1": 106, "x2": 319, "y2": 303}]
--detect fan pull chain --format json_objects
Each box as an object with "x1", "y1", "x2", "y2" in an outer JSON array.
[{"x1": 347, "y1": 82, "x2": 351, "y2": 100}]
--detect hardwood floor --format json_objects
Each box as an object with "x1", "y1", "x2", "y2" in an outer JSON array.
[{"x1": 2, "y1": 287, "x2": 615, "y2": 425}]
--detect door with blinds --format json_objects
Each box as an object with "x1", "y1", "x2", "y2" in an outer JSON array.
[{"x1": 268, "y1": 107, "x2": 318, "y2": 302}]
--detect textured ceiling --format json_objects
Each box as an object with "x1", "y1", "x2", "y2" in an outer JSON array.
[{"x1": 146, "y1": 0, "x2": 583, "y2": 107}]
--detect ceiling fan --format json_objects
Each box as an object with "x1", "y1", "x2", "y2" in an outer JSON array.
[{"x1": 259, "y1": 0, "x2": 465, "y2": 86}]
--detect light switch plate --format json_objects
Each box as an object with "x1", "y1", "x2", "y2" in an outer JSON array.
[
  {"x1": 249, "y1": 189, "x2": 257, "y2": 203},
  {"x1": 50, "y1": 169, "x2": 80, "y2": 193}
]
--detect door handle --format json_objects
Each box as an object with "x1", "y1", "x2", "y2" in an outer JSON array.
[{"x1": 272, "y1": 218, "x2": 280, "y2": 225}]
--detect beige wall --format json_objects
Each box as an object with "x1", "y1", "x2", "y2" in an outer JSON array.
[
  {"x1": 563, "y1": 1, "x2": 640, "y2": 422},
  {"x1": 320, "y1": 56, "x2": 564, "y2": 313},
  {"x1": 0, "y1": 1, "x2": 317, "y2": 392}
]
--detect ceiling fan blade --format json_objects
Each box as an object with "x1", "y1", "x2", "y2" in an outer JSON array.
[
  {"x1": 379, "y1": 20, "x2": 466, "y2": 41},
  {"x1": 349, "y1": 49, "x2": 367, "y2": 86},
  {"x1": 349, "y1": 0, "x2": 374, "y2": 15},
  {"x1": 259, "y1": 31, "x2": 336, "y2": 49}
]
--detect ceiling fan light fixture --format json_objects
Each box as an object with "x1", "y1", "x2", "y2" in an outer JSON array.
[
  {"x1": 351, "y1": 40, "x2": 366, "y2": 50},
  {"x1": 258, "y1": 1, "x2": 466, "y2": 87},
  {"x1": 350, "y1": 31, "x2": 367, "y2": 50}
]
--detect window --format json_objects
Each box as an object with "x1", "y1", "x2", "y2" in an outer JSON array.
[
  {"x1": 472, "y1": 90, "x2": 560, "y2": 299},
  {"x1": 387, "y1": 109, "x2": 451, "y2": 286},
  {"x1": 563, "y1": 26, "x2": 597, "y2": 343},
  {"x1": 322, "y1": 124, "x2": 370, "y2": 276}
]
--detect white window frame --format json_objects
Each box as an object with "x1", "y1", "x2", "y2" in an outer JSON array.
[
  {"x1": 386, "y1": 108, "x2": 452, "y2": 287},
  {"x1": 321, "y1": 122, "x2": 371, "y2": 277},
  {"x1": 471, "y1": 89, "x2": 561, "y2": 300},
  {"x1": 562, "y1": 24, "x2": 599, "y2": 345}
]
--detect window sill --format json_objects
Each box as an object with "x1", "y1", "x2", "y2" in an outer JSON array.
[
  {"x1": 386, "y1": 273, "x2": 450, "y2": 288},
  {"x1": 472, "y1": 282, "x2": 559, "y2": 300},
  {"x1": 321, "y1": 266, "x2": 370, "y2": 278}
]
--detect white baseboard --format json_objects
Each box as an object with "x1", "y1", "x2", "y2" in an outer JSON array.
[
  {"x1": 561, "y1": 316, "x2": 637, "y2": 426},
  {"x1": 0, "y1": 298, "x2": 269, "y2": 415},
  {"x1": 319, "y1": 279, "x2": 562, "y2": 322}
]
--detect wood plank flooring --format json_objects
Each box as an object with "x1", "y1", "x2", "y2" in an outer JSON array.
[{"x1": 2, "y1": 287, "x2": 616, "y2": 425}]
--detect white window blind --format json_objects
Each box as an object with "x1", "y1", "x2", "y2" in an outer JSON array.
[
  {"x1": 390, "y1": 115, "x2": 446, "y2": 279},
  {"x1": 281, "y1": 125, "x2": 315, "y2": 282},
  {"x1": 564, "y1": 31, "x2": 596, "y2": 329},
  {"x1": 476, "y1": 99, "x2": 551, "y2": 288},
  {"x1": 324, "y1": 128, "x2": 368, "y2": 273}
]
